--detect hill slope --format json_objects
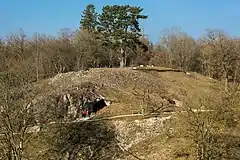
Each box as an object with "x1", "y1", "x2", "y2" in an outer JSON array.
[
  {"x1": 25, "y1": 67, "x2": 223, "y2": 159},
  {"x1": 31, "y1": 67, "x2": 222, "y2": 116}
]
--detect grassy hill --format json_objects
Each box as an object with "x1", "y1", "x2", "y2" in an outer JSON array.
[
  {"x1": 23, "y1": 66, "x2": 225, "y2": 159},
  {"x1": 32, "y1": 66, "x2": 222, "y2": 116}
]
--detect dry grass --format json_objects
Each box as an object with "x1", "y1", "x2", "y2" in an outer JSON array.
[
  {"x1": 120, "y1": 123, "x2": 194, "y2": 160},
  {"x1": 30, "y1": 67, "x2": 222, "y2": 116},
  {"x1": 24, "y1": 67, "x2": 224, "y2": 159}
]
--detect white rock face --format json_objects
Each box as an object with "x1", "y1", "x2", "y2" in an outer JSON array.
[
  {"x1": 112, "y1": 116, "x2": 172, "y2": 150},
  {"x1": 105, "y1": 100, "x2": 111, "y2": 106},
  {"x1": 26, "y1": 126, "x2": 40, "y2": 133},
  {"x1": 173, "y1": 98, "x2": 183, "y2": 107}
]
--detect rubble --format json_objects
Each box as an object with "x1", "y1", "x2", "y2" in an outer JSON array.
[{"x1": 113, "y1": 116, "x2": 172, "y2": 150}]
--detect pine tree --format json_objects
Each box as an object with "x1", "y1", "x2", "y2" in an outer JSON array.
[
  {"x1": 80, "y1": 4, "x2": 98, "y2": 32},
  {"x1": 98, "y1": 5, "x2": 148, "y2": 68}
]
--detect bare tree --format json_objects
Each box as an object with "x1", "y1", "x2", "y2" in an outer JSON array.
[
  {"x1": 200, "y1": 29, "x2": 239, "y2": 91},
  {"x1": 156, "y1": 27, "x2": 197, "y2": 70},
  {"x1": 0, "y1": 71, "x2": 40, "y2": 160},
  {"x1": 41, "y1": 121, "x2": 122, "y2": 160},
  {"x1": 72, "y1": 30, "x2": 109, "y2": 70},
  {"x1": 180, "y1": 90, "x2": 240, "y2": 160}
]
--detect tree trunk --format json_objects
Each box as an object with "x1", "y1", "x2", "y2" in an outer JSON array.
[
  {"x1": 35, "y1": 34, "x2": 39, "y2": 82},
  {"x1": 224, "y1": 70, "x2": 228, "y2": 92},
  {"x1": 124, "y1": 56, "x2": 127, "y2": 67},
  {"x1": 35, "y1": 50, "x2": 39, "y2": 82},
  {"x1": 119, "y1": 47, "x2": 125, "y2": 68},
  {"x1": 76, "y1": 55, "x2": 80, "y2": 71},
  {"x1": 224, "y1": 78, "x2": 228, "y2": 92},
  {"x1": 120, "y1": 57, "x2": 124, "y2": 68},
  {"x1": 233, "y1": 67, "x2": 238, "y2": 86},
  {"x1": 36, "y1": 64, "x2": 39, "y2": 82},
  {"x1": 109, "y1": 51, "x2": 113, "y2": 68}
]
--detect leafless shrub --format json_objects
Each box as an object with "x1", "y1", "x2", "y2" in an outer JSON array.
[{"x1": 179, "y1": 89, "x2": 240, "y2": 159}]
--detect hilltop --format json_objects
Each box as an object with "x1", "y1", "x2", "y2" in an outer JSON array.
[{"x1": 30, "y1": 66, "x2": 222, "y2": 116}]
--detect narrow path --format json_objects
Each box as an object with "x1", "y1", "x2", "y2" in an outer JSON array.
[
  {"x1": 132, "y1": 67, "x2": 188, "y2": 74},
  {"x1": 0, "y1": 109, "x2": 213, "y2": 135}
]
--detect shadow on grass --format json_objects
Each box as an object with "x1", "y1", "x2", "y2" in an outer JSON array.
[{"x1": 42, "y1": 121, "x2": 122, "y2": 160}]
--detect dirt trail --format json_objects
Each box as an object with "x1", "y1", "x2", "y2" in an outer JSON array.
[{"x1": 0, "y1": 109, "x2": 213, "y2": 135}]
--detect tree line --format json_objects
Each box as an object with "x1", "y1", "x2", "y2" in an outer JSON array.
[
  {"x1": 0, "y1": 5, "x2": 239, "y2": 91},
  {"x1": 152, "y1": 27, "x2": 240, "y2": 91},
  {"x1": 1, "y1": 4, "x2": 239, "y2": 88},
  {"x1": 0, "y1": 4, "x2": 153, "y2": 84}
]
